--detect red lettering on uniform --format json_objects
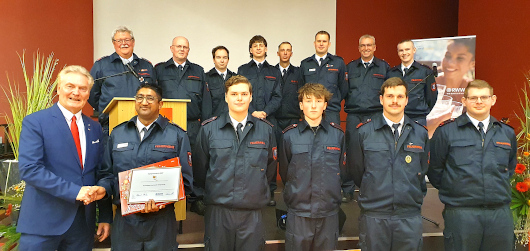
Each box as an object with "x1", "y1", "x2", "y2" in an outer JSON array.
[
  {"x1": 373, "y1": 74, "x2": 384, "y2": 77},
  {"x1": 328, "y1": 68, "x2": 339, "y2": 72},
  {"x1": 496, "y1": 142, "x2": 511, "y2": 146},
  {"x1": 155, "y1": 145, "x2": 175, "y2": 149},
  {"x1": 265, "y1": 76, "x2": 276, "y2": 80},
  {"x1": 250, "y1": 141, "x2": 265, "y2": 145},
  {"x1": 188, "y1": 76, "x2": 200, "y2": 79},
  {"x1": 411, "y1": 79, "x2": 423, "y2": 82},
  {"x1": 327, "y1": 146, "x2": 341, "y2": 151},
  {"x1": 407, "y1": 145, "x2": 423, "y2": 150}
]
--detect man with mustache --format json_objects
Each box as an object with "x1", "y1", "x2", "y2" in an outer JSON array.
[
  {"x1": 89, "y1": 26, "x2": 156, "y2": 143},
  {"x1": 351, "y1": 77, "x2": 429, "y2": 250}
]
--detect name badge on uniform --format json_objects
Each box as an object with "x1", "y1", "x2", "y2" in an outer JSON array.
[
  {"x1": 309, "y1": 68, "x2": 316, "y2": 72},
  {"x1": 405, "y1": 155, "x2": 412, "y2": 163},
  {"x1": 117, "y1": 143, "x2": 128, "y2": 149}
]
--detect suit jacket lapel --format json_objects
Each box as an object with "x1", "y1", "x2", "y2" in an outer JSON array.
[{"x1": 51, "y1": 104, "x2": 83, "y2": 171}]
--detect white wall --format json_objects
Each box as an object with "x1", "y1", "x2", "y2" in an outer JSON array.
[{"x1": 93, "y1": 0, "x2": 336, "y2": 71}]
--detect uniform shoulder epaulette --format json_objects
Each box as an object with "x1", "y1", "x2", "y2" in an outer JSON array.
[
  {"x1": 418, "y1": 63, "x2": 432, "y2": 70},
  {"x1": 331, "y1": 54, "x2": 344, "y2": 61},
  {"x1": 414, "y1": 121, "x2": 428, "y2": 130},
  {"x1": 96, "y1": 56, "x2": 105, "y2": 62},
  {"x1": 282, "y1": 124, "x2": 298, "y2": 134},
  {"x1": 329, "y1": 122, "x2": 344, "y2": 132},
  {"x1": 499, "y1": 118, "x2": 514, "y2": 129},
  {"x1": 155, "y1": 62, "x2": 164, "y2": 67},
  {"x1": 141, "y1": 58, "x2": 152, "y2": 64},
  {"x1": 438, "y1": 118, "x2": 456, "y2": 127},
  {"x1": 356, "y1": 119, "x2": 372, "y2": 129},
  {"x1": 389, "y1": 65, "x2": 400, "y2": 71},
  {"x1": 258, "y1": 117, "x2": 274, "y2": 127},
  {"x1": 168, "y1": 121, "x2": 187, "y2": 132},
  {"x1": 201, "y1": 116, "x2": 218, "y2": 126}
]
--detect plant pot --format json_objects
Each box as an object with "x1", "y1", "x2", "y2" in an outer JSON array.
[{"x1": 0, "y1": 160, "x2": 20, "y2": 194}]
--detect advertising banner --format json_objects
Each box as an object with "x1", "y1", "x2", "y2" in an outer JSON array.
[{"x1": 413, "y1": 35, "x2": 476, "y2": 137}]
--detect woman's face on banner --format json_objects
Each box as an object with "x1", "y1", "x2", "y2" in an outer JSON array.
[{"x1": 442, "y1": 42, "x2": 475, "y2": 81}]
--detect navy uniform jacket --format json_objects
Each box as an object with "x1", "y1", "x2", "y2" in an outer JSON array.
[
  {"x1": 274, "y1": 64, "x2": 304, "y2": 120},
  {"x1": 99, "y1": 115, "x2": 193, "y2": 207},
  {"x1": 279, "y1": 119, "x2": 346, "y2": 218},
  {"x1": 155, "y1": 59, "x2": 208, "y2": 121},
  {"x1": 387, "y1": 61, "x2": 437, "y2": 117},
  {"x1": 237, "y1": 60, "x2": 282, "y2": 116},
  {"x1": 89, "y1": 52, "x2": 156, "y2": 119},
  {"x1": 345, "y1": 57, "x2": 390, "y2": 114},
  {"x1": 203, "y1": 67, "x2": 235, "y2": 118},
  {"x1": 428, "y1": 115, "x2": 517, "y2": 207},
  {"x1": 300, "y1": 53, "x2": 347, "y2": 113},
  {"x1": 351, "y1": 113, "x2": 429, "y2": 216},
  {"x1": 193, "y1": 112, "x2": 277, "y2": 209}
]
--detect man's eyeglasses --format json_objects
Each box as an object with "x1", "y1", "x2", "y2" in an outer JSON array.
[
  {"x1": 466, "y1": 95, "x2": 492, "y2": 103},
  {"x1": 172, "y1": 45, "x2": 189, "y2": 51},
  {"x1": 134, "y1": 95, "x2": 157, "y2": 103},
  {"x1": 113, "y1": 38, "x2": 134, "y2": 44}
]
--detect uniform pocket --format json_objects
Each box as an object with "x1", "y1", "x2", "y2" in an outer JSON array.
[
  {"x1": 449, "y1": 140, "x2": 475, "y2": 166},
  {"x1": 363, "y1": 142, "x2": 390, "y2": 170}
]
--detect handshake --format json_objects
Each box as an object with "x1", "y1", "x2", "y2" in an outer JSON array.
[{"x1": 76, "y1": 186, "x2": 107, "y2": 205}]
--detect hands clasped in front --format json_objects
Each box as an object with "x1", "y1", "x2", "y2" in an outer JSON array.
[{"x1": 76, "y1": 186, "x2": 106, "y2": 205}]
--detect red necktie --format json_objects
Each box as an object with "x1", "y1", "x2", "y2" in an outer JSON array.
[{"x1": 71, "y1": 115, "x2": 83, "y2": 169}]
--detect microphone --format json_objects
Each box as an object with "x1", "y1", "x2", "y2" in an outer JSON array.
[
  {"x1": 94, "y1": 64, "x2": 140, "y2": 82},
  {"x1": 432, "y1": 63, "x2": 438, "y2": 77},
  {"x1": 126, "y1": 63, "x2": 139, "y2": 79}
]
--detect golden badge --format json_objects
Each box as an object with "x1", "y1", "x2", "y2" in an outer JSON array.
[{"x1": 405, "y1": 155, "x2": 412, "y2": 163}]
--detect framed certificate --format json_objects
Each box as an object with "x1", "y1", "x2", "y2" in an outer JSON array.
[
  {"x1": 118, "y1": 157, "x2": 185, "y2": 216},
  {"x1": 128, "y1": 167, "x2": 181, "y2": 203}
]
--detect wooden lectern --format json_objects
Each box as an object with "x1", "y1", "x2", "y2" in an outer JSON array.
[{"x1": 103, "y1": 97, "x2": 190, "y2": 221}]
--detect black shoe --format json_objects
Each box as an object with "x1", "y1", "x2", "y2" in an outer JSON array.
[
  {"x1": 190, "y1": 200, "x2": 206, "y2": 216},
  {"x1": 342, "y1": 192, "x2": 353, "y2": 203},
  {"x1": 268, "y1": 200, "x2": 276, "y2": 206}
]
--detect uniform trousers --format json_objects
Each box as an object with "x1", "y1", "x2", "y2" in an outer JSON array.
[
  {"x1": 204, "y1": 205, "x2": 265, "y2": 251},
  {"x1": 285, "y1": 212, "x2": 339, "y2": 251},
  {"x1": 442, "y1": 205, "x2": 514, "y2": 251},
  {"x1": 359, "y1": 214, "x2": 423, "y2": 251}
]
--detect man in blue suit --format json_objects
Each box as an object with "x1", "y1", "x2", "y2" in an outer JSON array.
[{"x1": 17, "y1": 65, "x2": 113, "y2": 250}]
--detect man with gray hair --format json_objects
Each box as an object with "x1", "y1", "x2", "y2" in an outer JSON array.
[
  {"x1": 89, "y1": 26, "x2": 157, "y2": 142},
  {"x1": 343, "y1": 34, "x2": 390, "y2": 202}
]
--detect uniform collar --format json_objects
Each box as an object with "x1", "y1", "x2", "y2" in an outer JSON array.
[
  {"x1": 207, "y1": 67, "x2": 233, "y2": 76},
  {"x1": 372, "y1": 113, "x2": 413, "y2": 131},
  {"x1": 357, "y1": 56, "x2": 380, "y2": 67},
  {"x1": 297, "y1": 118, "x2": 329, "y2": 133},
  {"x1": 128, "y1": 114, "x2": 169, "y2": 131},
  {"x1": 110, "y1": 52, "x2": 138, "y2": 63},
  {"x1": 456, "y1": 113, "x2": 499, "y2": 128},
  {"x1": 219, "y1": 112, "x2": 256, "y2": 129},
  {"x1": 250, "y1": 59, "x2": 270, "y2": 68},
  {"x1": 164, "y1": 58, "x2": 190, "y2": 69}
]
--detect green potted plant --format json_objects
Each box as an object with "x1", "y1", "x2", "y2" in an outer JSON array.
[{"x1": 0, "y1": 51, "x2": 58, "y2": 250}]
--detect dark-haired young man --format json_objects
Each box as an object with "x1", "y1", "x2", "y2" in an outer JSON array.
[
  {"x1": 194, "y1": 75, "x2": 277, "y2": 251},
  {"x1": 279, "y1": 83, "x2": 346, "y2": 251},
  {"x1": 351, "y1": 77, "x2": 429, "y2": 251},
  {"x1": 204, "y1": 45, "x2": 235, "y2": 118},
  {"x1": 238, "y1": 35, "x2": 282, "y2": 206}
]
